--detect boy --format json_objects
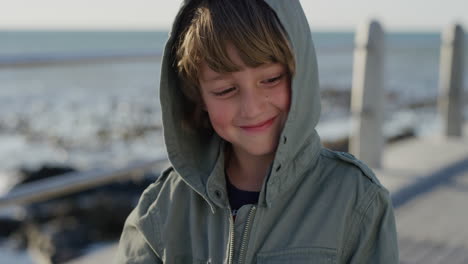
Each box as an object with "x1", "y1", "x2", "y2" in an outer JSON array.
[{"x1": 117, "y1": 0, "x2": 399, "y2": 263}]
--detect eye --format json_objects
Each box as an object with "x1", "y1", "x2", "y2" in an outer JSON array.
[
  {"x1": 213, "y1": 87, "x2": 236, "y2": 96},
  {"x1": 262, "y1": 74, "x2": 284, "y2": 85}
]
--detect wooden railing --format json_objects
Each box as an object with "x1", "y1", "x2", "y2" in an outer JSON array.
[{"x1": 0, "y1": 157, "x2": 169, "y2": 209}]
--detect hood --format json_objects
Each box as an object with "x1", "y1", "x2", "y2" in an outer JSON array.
[{"x1": 159, "y1": 0, "x2": 321, "y2": 209}]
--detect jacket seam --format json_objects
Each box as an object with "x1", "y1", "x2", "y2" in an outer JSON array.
[
  {"x1": 275, "y1": 134, "x2": 321, "y2": 193},
  {"x1": 136, "y1": 168, "x2": 173, "y2": 260},
  {"x1": 151, "y1": 208, "x2": 164, "y2": 259},
  {"x1": 134, "y1": 212, "x2": 163, "y2": 261},
  {"x1": 320, "y1": 149, "x2": 384, "y2": 189},
  {"x1": 341, "y1": 184, "x2": 379, "y2": 261}
]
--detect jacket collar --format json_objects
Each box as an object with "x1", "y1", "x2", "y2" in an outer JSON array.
[{"x1": 203, "y1": 131, "x2": 322, "y2": 212}]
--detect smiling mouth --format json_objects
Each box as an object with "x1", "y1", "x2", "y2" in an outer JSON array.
[{"x1": 240, "y1": 116, "x2": 277, "y2": 131}]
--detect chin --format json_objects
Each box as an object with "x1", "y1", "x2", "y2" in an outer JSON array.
[{"x1": 243, "y1": 143, "x2": 278, "y2": 157}]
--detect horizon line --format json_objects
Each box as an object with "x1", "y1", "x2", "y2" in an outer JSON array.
[{"x1": 0, "y1": 26, "x2": 455, "y2": 34}]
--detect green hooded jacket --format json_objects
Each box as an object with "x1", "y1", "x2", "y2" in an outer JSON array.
[{"x1": 116, "y1": 0, "x2": 399, "y2": 263}]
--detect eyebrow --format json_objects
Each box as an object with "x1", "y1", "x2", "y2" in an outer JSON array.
[
  {"x1": 202, "y1": 73, "x2": 232, "y2": 82},
  {"x1": 201, "y1": 63, "x2": 282, "y2": 82}
]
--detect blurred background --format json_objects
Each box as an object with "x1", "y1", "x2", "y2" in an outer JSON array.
[{"x1": 0, "y1": 0, "x2": 467, "y2": 263}]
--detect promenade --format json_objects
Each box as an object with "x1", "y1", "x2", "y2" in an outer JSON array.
[
  {"x1": 377, "y1": 123, "x2": 468, "y2": 263},
  {"x1": 67, "y1": 123, "x2": 468, "y2": 264}
]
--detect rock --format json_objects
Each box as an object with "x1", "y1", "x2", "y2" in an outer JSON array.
[
  {"x1": 16, "y1": 165, "x2": 76, "y2": 185},
  {"x1": 387, "y1": 128, "x2": 416, "y2": 143},
  {"x1": 8, "y1": 164, "x2": 156, "y2": 263},
  {"x1": 0, "y1": 217, "x2": 22, "y2": 238},
  {"x1": 26, "y1": 217, "x2": 90, "y2": 263}
]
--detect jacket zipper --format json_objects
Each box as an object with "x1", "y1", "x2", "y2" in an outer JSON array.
[
  {"x1": 238, "y1": 205, "x2": 257, "y2": 264},
  {"x1": 228, "y1": 209, "x2": 235, "y2": 264}
]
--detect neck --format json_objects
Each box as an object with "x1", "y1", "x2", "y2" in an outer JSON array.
[{"x1": 226, "y1": 145, "x2": 274, "y2": 192}]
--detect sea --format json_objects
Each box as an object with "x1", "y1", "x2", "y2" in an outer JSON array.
[
  {"x1": 1, "y1": 31, "x2": 468, "y2": 188},
  {"x1": 0, "y1": 30, "x2": 467, "y2": 262}
]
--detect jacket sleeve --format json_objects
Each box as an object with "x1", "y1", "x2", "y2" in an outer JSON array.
[
  {"x1": 115, "y1": 208, "x2": 163, "y2": 264},
  {"x1": 115, "y1": 168, "x2": 173, "y2": 263},
  {"x1": 344, "y1": 187, "x2": 399, "y2": 264}
]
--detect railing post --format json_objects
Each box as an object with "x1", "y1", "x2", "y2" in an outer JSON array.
[
  {"x1": 438, "y1": 24, "x2": 465, "y2": 137},
  {"x1": 349, "y1": 20, "x2": 385, "y2": 168}
]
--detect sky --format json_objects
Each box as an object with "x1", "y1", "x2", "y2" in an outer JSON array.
[{"x1": 1, "y1": 0, "x2": 467, "y2": 32}]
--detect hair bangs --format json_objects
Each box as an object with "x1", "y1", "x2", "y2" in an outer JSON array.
[{"x1": 203, "y1": 0, "x2": 295, "y2": 75}]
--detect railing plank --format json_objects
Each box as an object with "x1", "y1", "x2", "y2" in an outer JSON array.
[{"x1": 0, "y1": 157, "x2": 169, "y2": 209}]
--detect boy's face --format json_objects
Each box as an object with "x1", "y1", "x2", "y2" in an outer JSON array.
[{"x1": 198, "y1": 44, "x2": 291, "y2": 159}]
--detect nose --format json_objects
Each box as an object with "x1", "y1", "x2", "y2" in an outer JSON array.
[{"x1": 239, "y1": 87, "x2": 265, "y2": 119}]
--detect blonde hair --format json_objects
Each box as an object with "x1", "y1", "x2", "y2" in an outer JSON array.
[{"x1": 176, "y1": 0, "x2": 295, "y2": 132}]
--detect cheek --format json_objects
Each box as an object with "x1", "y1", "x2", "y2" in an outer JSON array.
[
  {"x1": 200, "y1": 91, "x2": 229, "y2": 129},
  {"x1": 274, "y1": 82, "x2": 291, "y2": 112},
  {"x1": 205, "y1": 101, "x2": 232, "y2": 130}
]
